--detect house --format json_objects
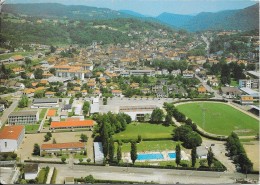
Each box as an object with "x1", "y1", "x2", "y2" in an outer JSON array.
[
  {"x1": 82, "y1": 90, "x2": 88, "y2": 96},
  {"x1": 40, "y1": 142, "x2": 86, "y2": 155},
  {"x1": 0, "y1": 104, "x2": 5, "y2": 112},
  {"x1": 156, "y1": 89, "x2": 167, "y2": 98},
  {"x1": 198, "y1": 86, "x2": 207, "y2": 93},
  {"x1": 112, "y1": 90, "x2": 122, "y2": 97},
  {"x1": 23, "y1": 88, "x2": 35, "y2": 98},
  {"x1": 8, "y1": 110, "x2": 39, "y2": 125},
  {"x1": 45, "y1": 91, "x2": 55, "y2": 98},
  {"x1": 182, "y1": 70, "x2": 194, "y2": 78},
  {"x1": 50, "y1": 119, "x2": 94, "y2": 130},
  {"x1": 0, "y1": 125, "x2": 25, "y2": 152},
  {"x1": 119, "y1": 105, "x2": 157, "y2": 121},
  {"x1": 24, "y1": 164, "x2": 39, "y2": 180},
  {"x1": 31, "y1": 98, "x2": 59, "y2": 108},
  {"x1": 240, "y1": 95, "x2": 254, "y2": 105},
  {"x1": 220, "y1": 87, "x2": 241, "y2": 99},
  {"x1": 94, "y1": 142, "x2": 104, "y2": 164},
  {"x1": 129, "y1": 70, "x2": 155, "y2": 77}
]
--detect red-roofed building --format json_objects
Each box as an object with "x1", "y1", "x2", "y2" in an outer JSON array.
[
  {"x1": 50, "y1": 120, "x2": 94, "y2": 130},
  {"x1": 0, "y1": 125, "x2": 25, "y2": 152},
  {"x1": 46, "y1": 109, "x2": 57, "y2": 118},
  {"x1": 40, "y1": 142, "x2": 86, "y2": 155}
]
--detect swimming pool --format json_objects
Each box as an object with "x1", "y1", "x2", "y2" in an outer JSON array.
[
  {"x1": 168, "y1": 152, "x2": 176, "y2": 159},
  {"x1": 137, "y1": 153, "x2": 164, "y2": 160}
]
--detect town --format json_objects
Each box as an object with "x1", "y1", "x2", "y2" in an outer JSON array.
[{"x1": 0, "y1": 1, "x2": 259, "y2": 185}]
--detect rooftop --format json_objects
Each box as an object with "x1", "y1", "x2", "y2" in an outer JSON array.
[
  {"x1": 24, "y1": 164, "x2": 39, "y2": 174},
  {"x1": 0, "y1": 125, "x2": 24, "y2": 140},
  {"x1": 9, "y1": 110, "x2": 38, "y2": 117},
  {"x1": 50, "y1": 120, "x2": 94, "y2": 129},
  {"x1": 33, "y1": 98, "x2": 59, "y2": 104},
  {"x1": 41, "y1": 142, "x2": 85, "y2": 150}
]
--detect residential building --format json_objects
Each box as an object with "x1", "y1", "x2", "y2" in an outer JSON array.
[
  {"x1": 54, "y1": 65, "x2": 85, "y2": 80},
  {"x1": 8, "y1": 110, "x2": 39, "y2": 125},
  {"x1": 182, "y1": 70, "x2": 194, "y2": 78},
  {"x1": 50, "y1": 119, "x2": 94, "y2": 130},
  {"x1": 239, "y1": 79, "x2": 259, "y2": 89},
  {"x1": 31, "y1": 98, "x2": 59, "y2": 108},
  {"x1": 24, "y1": 164, "x2": 39, "y2": 180},
  {"x1": 0, "y1": 125, "x2": 25, "y2": 152},
  {"x1": 40, "y1": 142, "x2": 86, "y2": 155},
  {"x1": 129, "y1": 70, "x2": 155, "y2": 76},
  {"x1": 112, "y1": 90, "x2": 122, "y2": 97}
]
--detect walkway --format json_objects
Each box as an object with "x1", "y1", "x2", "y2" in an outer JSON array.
[
  {"x1": 46, "y1": 167, "x2": 54, "y2": 184},
  {"x1": 0, "y1": 99, "x2": 19, "y2": 126}
]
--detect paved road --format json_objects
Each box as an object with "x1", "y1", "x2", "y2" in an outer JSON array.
[
  {"x1": 39, "y1": 163, "x2": 259, "y2": 184},
  {"x1": 195, "y1": 74, "x2": 222, "y2": 99},
  {"x1": 0, "y1": 100, "x2": 19, "y2": 126}
]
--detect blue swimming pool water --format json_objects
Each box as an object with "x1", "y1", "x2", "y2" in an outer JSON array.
[
  {"x1": 168, "y1": 153, "x2": 176, "y2": 159},
  {"x1": 137, "y1": 153, "x2": 164, "y2": 160}
]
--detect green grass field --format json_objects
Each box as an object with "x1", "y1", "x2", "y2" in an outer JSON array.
[
  {"x1": 115, "y1": 140, "x2": 181, "y2": 153},
  {"x1": 25, "y1": 124, "x2": 39, "y2": 133},
  {"x1": 113, "y1": 122, "x2": 174, "y2": 140},
  {"x1": 177, "y1": 102, "x2": 259, "y2": 136}
]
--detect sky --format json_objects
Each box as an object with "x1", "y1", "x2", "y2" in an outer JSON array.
[{"x1": 6, "y1": 0, "x2": 258, "y2": 16}]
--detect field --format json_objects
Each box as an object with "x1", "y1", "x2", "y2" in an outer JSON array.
[
  {"x1": 25, "y1": 124, "x2": 39, "y2": 133},
  {"x1": 113, "y1": 122, "x2": 174, "y2": 140},
  {"x1": 115, "y1": 140, "x2": 181, "y2": 153},
  {"x1": 243, "y1": 141, "x2": 259, "y2": 171},
  {"x1": 177, "y1": 102, "x2": 259, "y2": 136}
]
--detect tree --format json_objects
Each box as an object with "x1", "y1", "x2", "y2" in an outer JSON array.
[
  {"x1": 18, "y1": 95, "x2": 29, "y2": 108},
  {"x1": 50, "y1": 45, "x2": 56, "y2": 53},
  {"x1": 83, "y1": 101, "x2": 90, "y2": 115},
  {"x1": 52, "y1": 138, "x2": 57, "y2": 144},
  {"x1": 24, "y1": 58, "x2": 32, "y2": 66},
  {"x1": 117, "y1": 144, "x2": 122, "y2": 163},
  {"x1": 49, "y1": 68, "x2": 56, "y2": 75},
  {"x1": 34, "y1": 90, "x2": 45, "y2": 98},
  {"x1": 150, "y1": 108, "x2": 165, "y2": 123},
  {"x1": 34, "y1": 68, "x2": 44, "y2": 79},
  {"x1": 164, "y1": 113, "x2": 173, "y2": 126},
  {"x1": 108, "y1": 137, "x2": 114, "y2": 162},
  {"x1": 20, "y1": 72, "x2": 27, "y2": 79},
  {"x1": 207, "y1": 147, "x2": 214, "y2": 168},
  {"x1": 191, "y1": 147, "x2": 197, "y2": 167},
  {"x1": 137, "y1": 135, "x2": 142, "y2": 143},
  {"x1": 220, "y1": 64, "x2": 231, "y2": 85},
  {"x1": 61, "y1": 157, "x2": 66, "y2": 163},
  {"x1": 103, "y1": 97, "x2": 107, "y2": 105},
  {"x1": 69, "y1": 97, "x2": 74, "y2": 104},
  {"x1": 80, "y1": 134, "x2": 88, "y2": 142},
  {"x1": 102, "y1": 122, "x2": 110, "y2": 158},
  {"x1": 33, "y1": 143, "x2": 40, "y2": 156},
  {"x1": 84, "y1": 175, "x2": 95, "y2": 183},
  {"x1": 87, "y1": 158, "x2": 91, "y2": 163},
  {"x1": 175, "y1": 144, "x2": 181, "y2": 167},
  {"x1": 130, "y1": 142, "x2": 137, "y2": 164},
  {"x1": 79, "y1": 158, "x2": 83, "y2": 163},
  {"x1": 44, "y1": 135, "x2": 51, "y2": 142}
]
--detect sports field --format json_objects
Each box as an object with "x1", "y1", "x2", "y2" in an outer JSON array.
[
  {"x1": 177, "y1": 102, "x2": 259, "y2": 136},
  {"x1": 113, "y1": 122, "x2": 174, "y2": 140}
]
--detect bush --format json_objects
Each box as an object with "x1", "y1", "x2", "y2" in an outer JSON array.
[
  {"x1": 180, "y1": 160, "x2": 190, "y2": 167},
  {"x1": 84, "y1": 175, "x2": 95, "y2": 183},
  {"x1": 61, "y1": 157, "x2": 66, "y2": 163}
]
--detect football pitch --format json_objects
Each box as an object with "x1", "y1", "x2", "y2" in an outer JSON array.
[{"x1": 177, "y1": 102, "x2": 259, "y2": 136}]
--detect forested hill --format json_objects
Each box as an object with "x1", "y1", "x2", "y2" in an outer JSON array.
[
  {"x1": 2, "y1": 3, "x2": 133, "y2": 20},
  {"x1": 1, "y1": 14, "x2": 175, "y2": 47},
  {"x1": 156, "y1": 3, "x2": 259, "y2": 32}
]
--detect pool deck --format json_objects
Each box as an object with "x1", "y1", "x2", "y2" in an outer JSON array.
[{"x1": 122, "y1": 150, "x2": 190, "y2": 163}]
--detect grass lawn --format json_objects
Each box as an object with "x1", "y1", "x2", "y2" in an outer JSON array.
[
  {"x1": 115, "y1": 140, "x2": 181, "y2": 153},
  {"x1": 230, "y1": 79, "x2": 238, "y2": 87},
  {"x1": 177, "y1": 102, "x2": 259, "y2": 136},
  {"x1": 113, "y1": 122, "x2": 175, "y2": 140},
  {"x1": 25, "y1": 124, "x2": 39, "y2": 133},
  {"x1": 40, "y1": 108, "x2": 48, "y2": 119},
  {"x1": 0, "y1": 51, "x2": 34, "y2": 60}
]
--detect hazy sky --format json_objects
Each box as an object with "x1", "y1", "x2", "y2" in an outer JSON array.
[{"x1": 6, "y1": 0, "x2": 258, "y2": 16}]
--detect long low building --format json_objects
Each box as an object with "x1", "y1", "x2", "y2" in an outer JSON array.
[
  {"x1": 8, "y1": 110, "x2": 39, "y2": 125},
  {"x1": 31, "y1": 98, "x2": 59, "y2": 108},
  {"x1": 40, "y1": 142, "x2": 86, "y2": 155},
  {"x1": 50, "y1": 119, "x2": 94, "y2": 130},
  {"x1": 119, "y1": 105, "x2": 157, "y2": 121},
  {"x1": 0, "y1": 125, "x2": 25, "y2": 152}
]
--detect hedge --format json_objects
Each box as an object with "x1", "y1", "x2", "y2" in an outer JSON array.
[
  {"x1": 75, "y1": 177, "x2": 156, "y2": 184},
  {"x1": 24, "y1": 160, "x2": 64, "y2": 164},
  {"x1": 50, "y1": 167, "x2": 57, "y2": 184},
  {"x1": 173, "y1": 99, "x2": 228, "y2": 104},
  {"x1": 75, "y1": 162, "x2": 105, "y2": 166},
  {"x1": 109, "y1": 162, "x2": 226, "y2": 172},
  {"x1": 195, "y1": 127, "x2": 227, "y2": 141},
  {"x1": 114, "y1": 137, "x2": 172, "y2": 143}
]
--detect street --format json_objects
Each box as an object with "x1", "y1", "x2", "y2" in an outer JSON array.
[
  {"x1": 39, "y1": 163, "x2": 259, "y2": 184},
  {"x1": 0, "y1": 99, "x2": 19, "y2": 126}
]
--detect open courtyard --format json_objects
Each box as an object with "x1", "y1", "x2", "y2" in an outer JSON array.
[{"x1": 176, "y1": 102, "x2": 259, "y2": 136}]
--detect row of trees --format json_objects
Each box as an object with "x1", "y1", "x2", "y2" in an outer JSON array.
[
  {"x1": 226, "y1": 132, "x2": 253, "y2": 173},
  {"x1": 18, "y1": 96, "x2": 29, "y2": 108}
]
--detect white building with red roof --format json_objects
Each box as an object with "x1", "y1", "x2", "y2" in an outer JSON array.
[
  {"x1": 0, "y1": 125, "x2": 25, "y2": 152},
  {"x1": 40, "y1": 142, "x2": 86, "y2": 155}
]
